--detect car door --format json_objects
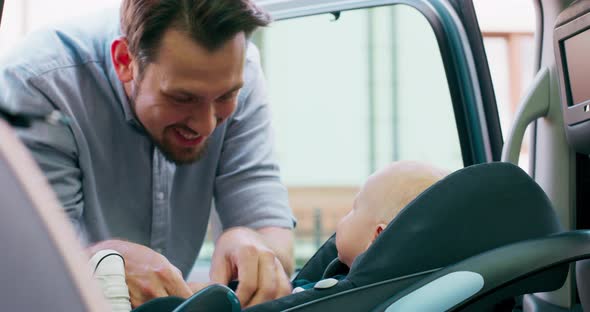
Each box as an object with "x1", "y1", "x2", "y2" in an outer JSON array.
[{"x1": 251, "y1": 0, "x2": 502, "y2": 268}]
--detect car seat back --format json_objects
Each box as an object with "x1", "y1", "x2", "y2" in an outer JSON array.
[{"x1": 0, "y1": 118, "x2": 108, "y2": 311}]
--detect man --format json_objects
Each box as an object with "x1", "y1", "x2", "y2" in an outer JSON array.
[{"x1": 0, "y1": 0, "x2": 294, "y2": 308}]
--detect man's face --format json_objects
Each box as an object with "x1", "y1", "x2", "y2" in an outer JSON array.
[{"x1": 131, "y1": 29, "x2": 245, "y2": 164}]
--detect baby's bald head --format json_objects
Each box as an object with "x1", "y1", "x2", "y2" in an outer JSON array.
[
  {"x1": 357, "y1": 160, "x2": 448, "y2": 224},
  {"x1": 336, "y1": 160, "x2": 448, "y2": 267}
]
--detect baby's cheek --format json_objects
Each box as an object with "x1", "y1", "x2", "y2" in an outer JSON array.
[
  {"x1": 334, "y1": 230, "x2": 343, "y2": 254},
  {"x1": 337, "y1": 239, "x2": 357, "y2": 267},
  {"x1": 334, "y1": 232, "x2": 346, "y2": 259}
]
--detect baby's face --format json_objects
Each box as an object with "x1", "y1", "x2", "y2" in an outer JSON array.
[{"x1": 335, "y1": 194, "x2": 378, "y2": 268}]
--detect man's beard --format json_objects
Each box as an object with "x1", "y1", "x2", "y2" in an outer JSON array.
[
  {"x1": 157, "y1": 132, "x2": 209, "y2": 165},
  {"x1": 130, "y1": 81, "x2": 208, "y2": 165}
]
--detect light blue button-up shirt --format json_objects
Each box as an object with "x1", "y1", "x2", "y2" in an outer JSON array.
[{"x1": 0, "y1": 9, "x2": 294, "y2": 275}]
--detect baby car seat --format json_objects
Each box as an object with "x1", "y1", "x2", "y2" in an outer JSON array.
[{"x1": 246, "y1": 162, "x2": 568, "y2": 311}]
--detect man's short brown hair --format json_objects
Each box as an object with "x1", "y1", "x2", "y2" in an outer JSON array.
[{"x1": 120, "y1": 0, "x2": 271, "y2": 69}]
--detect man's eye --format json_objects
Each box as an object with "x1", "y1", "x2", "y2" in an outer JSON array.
[
  {"x1": 170, "y1": 95, "x2": 192, "y2": 103},
  {"x1": 219, "y1": 92, "x2": 238, "y2": 102}
]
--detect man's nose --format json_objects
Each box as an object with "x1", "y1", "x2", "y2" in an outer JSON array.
[{"x1": 186, "y1": 103, "x2": 217, "y2": 137}]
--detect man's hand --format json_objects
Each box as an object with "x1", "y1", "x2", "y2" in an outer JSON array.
[
  {"x1": 209, "y1": 227, "x2": 292, "y2": 307},
  {"x1": 87, "y1": 240, "x2": 193, "y2": 308},
  {"x1": 188, "y1": 281, "x2": 209, "y2": 293}
]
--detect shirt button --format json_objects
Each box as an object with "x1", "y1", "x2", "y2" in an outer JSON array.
[{"x1": 156, "y1": 192, "x2": 165, "y2": 200}]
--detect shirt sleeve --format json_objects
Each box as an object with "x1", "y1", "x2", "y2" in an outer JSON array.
[
  {"x1": 0, "y1": 65, "x2": 85, "y2": 235},
  {"x1": 213, "y1": 44, "x2": 296, "y2": 230}
]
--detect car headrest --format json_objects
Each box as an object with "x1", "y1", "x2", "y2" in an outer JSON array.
[
  {"x1": 554, "y1": 0, "x2": 590, "y2": 154},
  {"x1": 348, "y1": 162, "x2": 562, "y2": 286}
]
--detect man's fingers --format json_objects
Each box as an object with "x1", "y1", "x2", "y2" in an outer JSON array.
[
  {"x1": 209, "y1": 228, "x2": 294, "y2": 307},
  {"x1": 127, "y1": 278, "x2": 168, "y2": 308},
  {"x1": 188, "y1": 281, "x2": 210, "y2": 294},
  {"x1": 235, "y1": 247, "x2": 259, "y2": 306},
  {"x1": 165, "y1": 280, "x2": 192, "y2": 299},
  {"x1": 248, "y1": 257, "x2": 292, "y2": 307},
  {"x1": 245, "y1": 251, "x2": 278, "y2": 307},
  {"x1": 210, "y1": 254, "x2": 232, "y2": 285},
  {"x1": 160, "y1": 266, "x2": 193, "y2": 299},
  {"x1": 274, "y1": 258, "x2": 293, "y2": 299}
]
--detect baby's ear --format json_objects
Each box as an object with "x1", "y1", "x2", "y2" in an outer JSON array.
[{"x1": 372, "y1": 223, "x2": 387, "y2": 243}]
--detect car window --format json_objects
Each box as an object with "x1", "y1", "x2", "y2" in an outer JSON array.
[{"x1": 253, "y1": 4, "x2": 463, "y2": 267}]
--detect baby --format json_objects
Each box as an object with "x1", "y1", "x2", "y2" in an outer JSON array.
[
  {"x1": 292, "y1": 160, "x2": 448, "y2": 293},
  {"x1": 335, "y1": 160, "x2": 448, "y2": 268}
]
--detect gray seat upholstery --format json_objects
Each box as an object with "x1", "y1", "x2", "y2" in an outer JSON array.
[{"x1": 0, "y1": 118, "x2": 108, "y2": 311}]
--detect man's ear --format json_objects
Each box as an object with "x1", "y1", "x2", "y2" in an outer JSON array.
[
  {"x1": 111, "y1": 38, "x2": 134, "y2": 83},
  {"x1": 372, "y1": 223, "x2": 387, "y2": 243}
]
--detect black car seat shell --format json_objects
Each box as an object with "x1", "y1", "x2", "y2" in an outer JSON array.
[{"x1": 247, "y1": 162, "x2": 565, "y2": 311}]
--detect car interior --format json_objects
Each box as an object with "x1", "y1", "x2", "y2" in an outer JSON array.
[{"x1": 2, "y1": 0, "x2": 590, "y2": 311}]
